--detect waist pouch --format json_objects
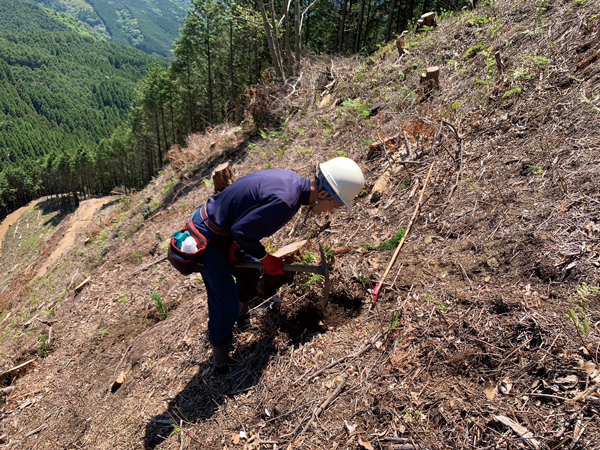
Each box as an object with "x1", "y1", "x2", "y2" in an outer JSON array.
[{"x1": 168, "y1": 220, "x2": 209, "y2": 275}]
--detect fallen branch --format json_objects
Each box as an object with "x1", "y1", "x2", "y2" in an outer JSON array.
[
  {"x1": 24, "y1": 424, "x2": 47, "y2": 437},
  {"x1": 442, "y1": 120, "x2": 463, "y2": 203},
  {"x1": 373, "y1": 161, "x2": 435, "y2": 303},
  {"x1": 572, "y1": 381, "x2": 600, "y2": 402},
  {"x1": 74, "y1": 276, "x2": 91, "y2": 294},
  {"x1": 299, "y1": 374, "x2": 348, "y2": 435},
  {"x1": 294, "y1": 332, "x2": 383, "y2": 385},
  {"x1": 285, "y1": 72, "x2": 303, "y2": 98},
  {"x1": 131, "y1": 256, "x2": 168, "y2": 276},
  {"x1": 0, "y1": 359, "x2": 35, "y2": 380}
]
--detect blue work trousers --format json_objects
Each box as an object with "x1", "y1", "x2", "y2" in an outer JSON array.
[{"x1": 195, "y1": 220, "x2": 261, "y2": 348}]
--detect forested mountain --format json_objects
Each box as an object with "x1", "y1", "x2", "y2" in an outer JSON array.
[
  {"x1": 0, "y1": 0, "x2": 165, "y2": 216},
  {"x1": 22, "y1": 0, "x2": 190, "y2": 56},
  {"x1": 0, "y1": 0, "x2": 98, "y2": 35}
]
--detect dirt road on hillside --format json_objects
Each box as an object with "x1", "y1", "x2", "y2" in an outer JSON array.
[
  {"x1": 0, "y1": 201, "x2": 39, "y2": 255},
  {"x1": 36, "y1": 196, "x2": 117, "y2": 278}
]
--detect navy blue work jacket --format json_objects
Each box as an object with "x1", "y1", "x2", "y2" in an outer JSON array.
[{"x1": 192, "y1": 169, "x2": 311, "y2": 259}]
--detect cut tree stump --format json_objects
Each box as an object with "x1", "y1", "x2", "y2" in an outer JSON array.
[
  {"x1": 420, "y1": 66, "x2": 440, "y2": 95},
  {"x1": 420, "y1": 12, "x2": 437, "y2": 27},
  {"x1": 212, "y1": 162, "x2": 235, "y2": 193},
  {"x1": 417, "y1": 12, "x2": 436, "y2": 32},
  {"x1": 396, "y1": 36, "x2": 407, "y2": 55}
]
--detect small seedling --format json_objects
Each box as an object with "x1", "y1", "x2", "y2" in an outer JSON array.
[
  {"x1": 354, "y1": 273, "x2": 369, "y2": 289},
  {"x1": 301, "y1": 251, "x2": 317, "y2": 264},
  {"x1": 425, "y1": 294, "x2": 447, "y2": 312},
  {"x1": 503, "y1": 86, "x2": 522, "y2": 98},
  {"x1": 362, "y1": 228, "x2": 406, "y2": 250},
  {"x1": 304, "y1": 274, "x2": 324, "y2": 287},
  {"x1": 151, "y1": 292, "x2": 168, "y2": 320},
  {"x1": 38, "y1": 334, "x2": 48, "y2": 358},
  {"x1": 101, "y1": 328, "x2": 110, "y2": 339}
]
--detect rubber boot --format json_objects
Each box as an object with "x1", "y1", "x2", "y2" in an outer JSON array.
[
  {"x1": 236, "y1": 301, "x2": 250, "y2": 332},
  {"x1": 211, "y1": 344, "x2": 230, "y2": 375}
]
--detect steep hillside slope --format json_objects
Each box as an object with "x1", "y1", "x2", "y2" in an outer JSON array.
[{"x1": 0, "y1": 0, "x2": 599, "y2": 448}]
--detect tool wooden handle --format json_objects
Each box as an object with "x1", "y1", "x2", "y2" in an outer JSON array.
[{"x1": 234, "y1": 261, "x2": 326, "y2": 275}]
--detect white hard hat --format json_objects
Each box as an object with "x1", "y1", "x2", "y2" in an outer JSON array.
[{"x1": 318, "y1": 157, "x2": 365, "y2": 210}]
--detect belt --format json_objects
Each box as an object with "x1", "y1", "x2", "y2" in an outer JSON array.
[{"x1": 200, "y1": 204, "x2": 228, "y2": 236}]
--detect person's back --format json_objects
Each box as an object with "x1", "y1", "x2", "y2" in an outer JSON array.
[{"x1": 199, "y1": 169, "x2": 311, "y2": 259}]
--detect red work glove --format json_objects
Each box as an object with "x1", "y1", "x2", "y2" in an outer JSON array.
[
  {"x1": 260, "y1": 254, "x2": 285, "y2": 276},
  {"x1": 229, "y1": 242, "x2": 238, "y2": 264}
]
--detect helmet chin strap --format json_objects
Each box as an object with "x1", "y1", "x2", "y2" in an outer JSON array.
[{"x1": 303, "y1": 173, "x2": 340, "y2": 224}]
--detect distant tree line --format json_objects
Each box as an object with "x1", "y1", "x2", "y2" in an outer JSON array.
[{"x1": 0, "y1": 25, "x2": 163, "y2": 218}]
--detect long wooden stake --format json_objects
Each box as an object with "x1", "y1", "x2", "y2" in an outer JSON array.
[{"x1": 373, "y1": 161, "x2": 435, "y2": 303}]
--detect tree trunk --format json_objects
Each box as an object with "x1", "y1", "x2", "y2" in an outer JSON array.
[
  {"x1": 294, "y1": 0, "x2": 301, "y2": 74},
  {"x1": 395, "y1": 0, "x2": 403, "y2": 33},
  {"x1": 206, "y1": 13, "x2": 214, "y2": 124},
  {"x1": 338, "y1": 0, "x2": 348, "y2": 53},
  {"x1": 362, "y1": 0, "x2": 372, "y2": 49},
  {"x1": 355, "y1": 0, "x2": 366, "y2": 53},
  {"x1": 186, "y1": 65, "x2": 193, "y2": 133},
  {"x1": 268, "y1": 0, "x2": 285, "y2": 80},
  {"x1": 154, "y1": 111, "x2": 162, "y2": 168},
  {"x1": 385, "y1": 0, "x2": 397, "y2": 42},
  {"x1": 170, "y1": 94, "x2": 175, "y2": 145},
  {"x1": 229, "y1": 21, "x2": 236, "y2": 122},
  {"x1": 304, "y1": 6, "x2": 310, "y2": 48},
  {"x1": 160, "y1": 100, "x2": 168, "y2": 153},
  {"x1": 257, "y1": 0, "x2": 284, "y2": 80},
  {"x1": 283, "y1": 0, "x2": 294, "y2": 75},
  {"x1": 344, "y1": 0, "x2": 354, "y2": 53}
]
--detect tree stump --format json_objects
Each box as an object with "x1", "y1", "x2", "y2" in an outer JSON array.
[
  {"x1": 421, "y1": 12, "x2": 437, "y2": 27},
  {"x1": 370, "y1": 166, "x2": 394, "y2": 203},
  {"x1": 420, "y1": 67, "x2": 440, "y2": 97},
  {"x1": 212, "y1": 162, "x2": 235, "y2": 193},
  {"x1": 396, "y1": 36, "x2": 407, "y2": 55}
]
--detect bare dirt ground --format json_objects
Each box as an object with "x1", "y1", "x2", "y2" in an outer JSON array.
[
  {"x1": 35, "y1": 196, "x2": 118, "y2": 278},
  {"x1": 1, "y1": 0, "x2": 599, "y2": 449},
  {"x1": 0, "y1": 201, "x2": 38, "y2": 255}
]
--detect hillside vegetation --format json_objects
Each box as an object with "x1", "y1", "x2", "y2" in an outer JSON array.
[
  {"x1": 22, "y1": 0, "x2": 189, "y2": 56},
  {"x1": 0, "y1": 0, "x2": 599, "y2": 449}
]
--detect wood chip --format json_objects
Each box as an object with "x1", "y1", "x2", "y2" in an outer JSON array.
[
  {"x1": 493, "y1": 415, "x2": 540, "y2": 449},
  {"x1": 358, "y1": 435, "x2": 373, "y2": 450}
]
